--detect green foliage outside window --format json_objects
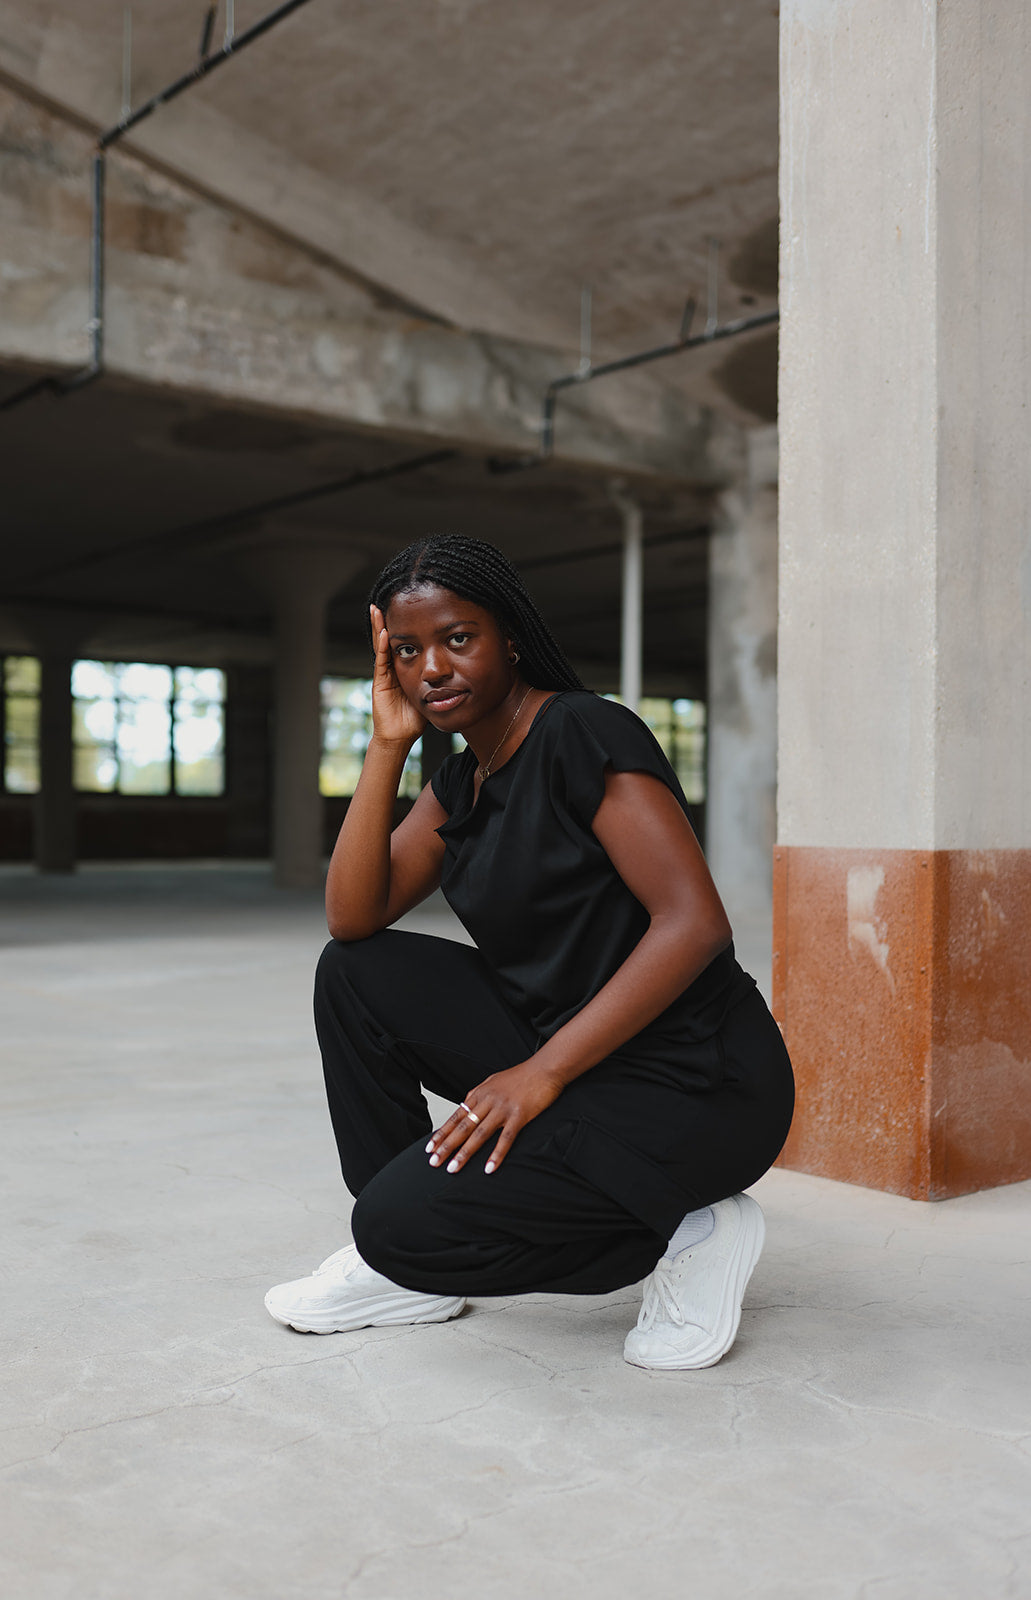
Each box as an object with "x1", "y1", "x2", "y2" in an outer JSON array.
[
  {"x1": 2, "y1": 656, "x2": 41, "y2": 793},
  {"x1": 320, "y1": 678, "x2": 423, "y2": 800},
  {"x1": 71, "y1": 661, "x2": 225, "y2": 796},
  {"x1": 605, "y1": 694, "x2": 706, "y2": 803},
  {"x1": 319, "y1": 679, "x2": 705, "y2": 805},
  {"x1": 639, "y1": 696, "x2": 706, "y2": 804}
]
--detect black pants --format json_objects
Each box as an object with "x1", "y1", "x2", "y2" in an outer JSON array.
[{"x1": 315, "y1": 930, "x2": 794, "y2": 1298}]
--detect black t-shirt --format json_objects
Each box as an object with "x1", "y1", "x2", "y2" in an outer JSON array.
[{"x1": 430, "y1": 690, "x2": 751, "y2": 1064}]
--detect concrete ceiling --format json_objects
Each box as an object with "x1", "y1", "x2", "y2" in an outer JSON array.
[
  {"x1": 0, "y1": 0, "x2": 778, "y2": 691},
  {"x1": 0, "y1": 369, "x2": 713, "y2": 690},
  {"x1": 0, "y1": 0, "x2": 779, "y2": 416}
]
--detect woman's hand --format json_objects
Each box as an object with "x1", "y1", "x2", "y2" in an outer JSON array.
[
  {"x1": 425, "y1": 1060, "x2": 564, "y2": 1175},
  {"x1": 369, "y1": 603, "x2": 426, "y2": 748}
]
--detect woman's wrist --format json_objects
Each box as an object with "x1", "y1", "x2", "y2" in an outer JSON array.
[
  {"x1": 530, "y1": 1049, "x2": 579, "y2": 1094},
  {"x1": 367, "y1": 729, "x2": 420, "y2": 761}
]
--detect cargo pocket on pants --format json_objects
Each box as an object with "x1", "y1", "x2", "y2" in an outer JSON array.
[{"x1": 559, "y1": 1117, "x2": 696, "y2": 1240}]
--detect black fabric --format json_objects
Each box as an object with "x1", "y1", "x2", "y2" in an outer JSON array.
[
  {"x1": 430, "y1": 690, "x2": 754, "y2": 1048},
  {"x1": 311, "y1": 690, "x2": 794, "y2": 1299},
  {"x1": 316, "y1": 931, "x2": 795, "y2": 1296}
]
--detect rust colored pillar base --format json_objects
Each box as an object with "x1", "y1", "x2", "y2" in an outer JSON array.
[{"x1": 772, "y1": 847, "x2": 1031, "y2": 1200}]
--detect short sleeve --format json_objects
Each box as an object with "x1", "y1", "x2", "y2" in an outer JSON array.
[
  {"x1": 549, "y1": 695, "x2": 689, "y2": 828},
  {"x1": 430, "y1": 749, "x2": 471, "y2": 816}
]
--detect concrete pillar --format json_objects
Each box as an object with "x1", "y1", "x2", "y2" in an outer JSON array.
[
  {"x1": 223, "y1": 664, "x2": 273, "y2": 859},
  {"x1": 245, "y1": 539, "x2": 363, "y2": 889},
  {"x1": 19, "y1": 611, "x2": 89, "y2": 874},
  {"x1": 707, "y1": 426, "x2": 778, "y2": 992},
  {"x1": 36, "y1": 652, "x2": 76, "y2": 873},
  {"x1": 776, "y1": 2, "x2": 1031, "y2": 1197}
]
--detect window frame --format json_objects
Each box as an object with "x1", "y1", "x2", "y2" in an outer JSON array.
[
  {"x1": 63, "y1": 658, "x2": 227, "y2": 800},
  {"x1": 1, "y1": 655, "x2": 42, "y2": 796},
  {"x1": 319, "y1": 674, "x2": 424, "y2": 801}
]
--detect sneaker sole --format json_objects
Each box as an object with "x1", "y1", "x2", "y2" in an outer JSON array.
[
  {"x1": 264, "y1": 1291, "x2": 466, "y2": 1335},
  {"x1": 624, "y1": 1193, "x2": 766, "y2": 1370}
]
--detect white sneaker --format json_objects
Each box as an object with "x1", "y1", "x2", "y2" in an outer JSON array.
[
  {"x1": 264, "y1": 1243, "x2": 466, "y2": 1334},
  {"x1": 623, "y1": 1193, "x2": 765, "y2": 1370}
]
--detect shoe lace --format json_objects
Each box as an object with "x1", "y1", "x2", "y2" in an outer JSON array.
[
  {"x1": 639, "y1": 1255, "x2": 687, "y2": 1331},
  {"x1": 313, "y1": 1244, "x2": 359, "y2": 1278}
]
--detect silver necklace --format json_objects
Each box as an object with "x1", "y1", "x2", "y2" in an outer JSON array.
[{"x1": 476, "y1": 687, "x2": 532, "y2": 782}]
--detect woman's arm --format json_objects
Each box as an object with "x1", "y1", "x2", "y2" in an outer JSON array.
[
  {"x1": 325, "y1": 755, "x2": 448, "y2": 941},
  {"x1": 325, "y1": 607, "x2": 448, "y2": 941},
  {"x1": 533, "y1": 768, "x2": 732, "y2": 1084},
  {"x1": 426, "y1": 767, "x2": 732, "y2": 1172}
]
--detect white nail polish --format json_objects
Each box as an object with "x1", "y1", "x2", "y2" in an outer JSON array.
[
  {"x1": 484, "y1": 1161, "x2": 496, "y2": 1174},
  {"x1": 428, "y1": 1154, "x2": 440, "y2": 1167},
  {"x1": 446, "y1": 1159, "x2": 459, "y2": 1173},
  {"x1": 425, "y1": 1140, "x2": 435, "y2": 1153}
]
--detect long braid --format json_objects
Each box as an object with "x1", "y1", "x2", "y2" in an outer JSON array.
[{"x1": 367, "y1": 536, "x2": 587, "y2": 692}]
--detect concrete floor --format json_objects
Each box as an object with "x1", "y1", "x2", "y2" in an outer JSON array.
[{"x1": 2, "y1": 864, "x2": 1029, "y2": 1600}]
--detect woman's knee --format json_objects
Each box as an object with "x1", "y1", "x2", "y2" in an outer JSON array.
[
  {"x1": 317, "y1": 931, "x2": 378, "y2": 987},
  {"x1": 315, "y1": 936, "x2": 347, "y2": 1000},
  {"x1": 350, "y1": 1159, "x2": 433, "y2": 1281},
  {"x1": 314, "y1": 929, "x2": 397, "y2": 1012},
  {"x1": 350, "y1": 1187, "x2": 392, "y2": 1277}
]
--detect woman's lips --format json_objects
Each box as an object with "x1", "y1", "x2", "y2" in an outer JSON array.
[{"x1": 423, "y1": 690, "x2": 468, "y2": 713}]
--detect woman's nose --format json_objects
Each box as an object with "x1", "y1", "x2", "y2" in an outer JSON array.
[{"x1": 423, "y1": 647, "x2": 451, "y2": 683}]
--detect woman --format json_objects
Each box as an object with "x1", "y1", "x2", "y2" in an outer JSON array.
[{"x1": 265, "y1": 535, "x2": 794, "y2": 1369}]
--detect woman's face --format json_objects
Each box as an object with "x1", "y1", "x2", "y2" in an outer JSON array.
[{"x1": 383, "y1": 582, "x2": 519, "y2": 730}]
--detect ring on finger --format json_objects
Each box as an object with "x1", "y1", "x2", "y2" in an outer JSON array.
[{"x1": 460, "y1": 1101, "x2": 480, "y2": 1125}]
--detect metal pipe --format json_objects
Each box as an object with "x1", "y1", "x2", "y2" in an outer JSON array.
[
  {"x1": 121, "y1": 7, "x2": 133, "y2": 121},
  {"x1": 611, "y1": 487, "x2": 644, "y2": 713},
  {"x1": 99, "y1": 0, "x2": 317, "y2": 148},
  {"x1": 199, "y1": 4, "x2": 218, "y2": 62},
  {"x1": 555, "y1": 306, "x2": 778, "y2": 387},
  {"x1": 622, "y1": 515, "x2": 643, "y2": 713},
  {"x1": 69, "y1": 153, "x2": 106, "y2": 386},
  {"x1": 705, "y1": 237, "x2": 720, "y2": 337},
  {"x1": 17, "y1": 449, "x2": 459, "y2": 589},
  {"x1": 0, "y1": 153, "x2": 105, "y2": 411},
  {"x1": 1, "y1": 0, "x2": 317, "y2": 414},
  {"x1": 518, "y1": 521, "x2": 709, "y2": 574},
  {"x1": 6, "y1": 521, "x2": 709, "y2": 618},
  {"x1": 579, "y1": 284, "x2": 592, "y2": 377},
  {"x1": 490, "y1": 305, "x2": 779, "y2": 472},
  {"x1": 0, "y1": 373, "x2": 60, "y2": 410}
]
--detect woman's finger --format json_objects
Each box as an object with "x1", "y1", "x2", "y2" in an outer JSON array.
[
  {"x1": 370, "y1": 607, "x2": 392, "y2": 673},
  {"x1": 368, "y1": 603, "x2": 426, "y2": 744},
  {"x1": 426, "y1": 1101, "x2": 476, "y2": 1148},
  {"x1": 483, "y1": 1121, "x2": 520, "y2": 1174},
  {"x1": 371, "y1": 606, "x2": 399, "y2": 679},
  {"x1": 426, "y1": 1103, "x2": 489, "y2": 1164},
  {"x1": 428, "y1": 1101, "x2": 527, "y2": 1174},
  {"x1": 428, "y1": 1111, "x2": 496, "y2": 1170},
  {"x1": 439, "y1": 1119, "x2": 496, "y2": 1172}
]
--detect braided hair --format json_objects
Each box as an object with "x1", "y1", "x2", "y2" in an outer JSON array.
[{"x1": 368, "y1": 536, "x2": 586, "y2": 692}]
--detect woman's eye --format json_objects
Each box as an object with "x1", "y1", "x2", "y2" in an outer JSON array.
[
  {"x1": 448, "y1": 633, "x2": 471, "y2": 647},
  {"x1": 394, "y1": 645, "x2": 417, "y2": 660}
]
